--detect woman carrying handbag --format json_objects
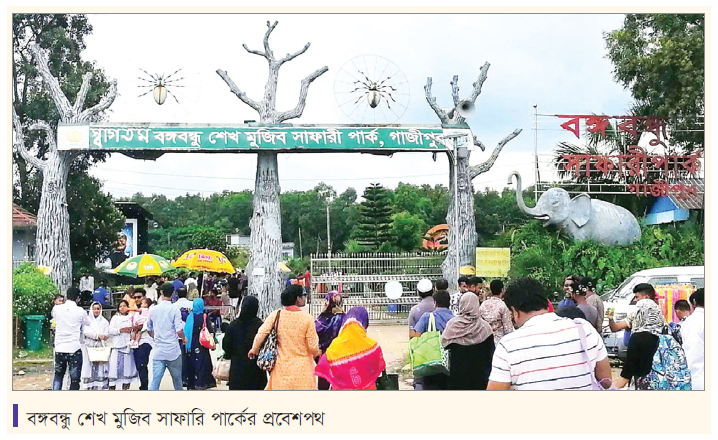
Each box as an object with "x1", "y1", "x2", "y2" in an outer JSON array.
[
  {"x1": 183, "y1": 298, "x2": 217, "y2": 390},
  {"x1": 249, "y1": 285, "x2": 320, "y2": 390},
  {"x1": 81, "y1": 302, "x2": 112, "y2": 390}
]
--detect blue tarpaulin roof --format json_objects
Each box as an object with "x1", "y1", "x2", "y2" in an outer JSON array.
[{"x1": 646, "y1": 196, "x2": 689, "y2": 225}]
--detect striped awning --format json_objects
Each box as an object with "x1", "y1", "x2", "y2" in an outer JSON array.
[{"x1": 668, "y1": 178, "x2": 704, "y2": 210}]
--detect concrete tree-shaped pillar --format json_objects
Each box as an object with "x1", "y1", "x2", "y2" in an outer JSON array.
[
  {"x1": 217, "y1": 21, "x2": 328, "y2": 316},
  {"x1": 424, "y1": 63, "x2": 522, "y2": 290},
  {"x1": 12, "y1": 44, "x2": 117, "y2": 295}
]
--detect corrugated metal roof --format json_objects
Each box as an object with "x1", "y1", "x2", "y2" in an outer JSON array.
[
  {"x1": 667, "y1": 178, "x2": 704, "y2": 210},
  {"x1": 12, "y1": 203, "x2": 37, "y2": 227}
]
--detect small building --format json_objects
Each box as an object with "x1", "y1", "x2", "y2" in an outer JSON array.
[
  {"x1": 225, "y1": 233, "x2": 295, "y2": 260},
  {"x1": 12, "y1": 203, "x2": 37, "y2": 268}
]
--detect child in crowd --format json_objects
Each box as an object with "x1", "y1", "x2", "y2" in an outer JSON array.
[{"x1": 129, "y1": 298, "x2": 152, "y2": 348}]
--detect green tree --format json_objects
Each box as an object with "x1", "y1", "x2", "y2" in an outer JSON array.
[
  {"x1": 605, "y1": 14, "x2": 704, "y2": 152},
  {"x1": 12, "y1": 14, "x2": 115, "y2": 293},
  {"x1": 12, "y1": 14, "x2": 111, "y2": 205},
  {"x1": 391, "y1": 211, "x2": 427, "y2": 251},
  {"x1": 66, "y1": 173, "x2": 125, "y2": 272},
  {"x1": 13, "y1": 262, "x2": 58, "y2": 318},
  {"x1": 352, "y1": 183, "x2": 393, "y2": 250}
]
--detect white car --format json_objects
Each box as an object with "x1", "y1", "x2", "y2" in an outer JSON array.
[{"x1": 601, "y1": 265, "x2": 704, "y2": 360}]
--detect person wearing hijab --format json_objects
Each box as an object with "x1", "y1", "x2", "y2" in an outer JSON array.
[
  {"x1": 80, "y1": 302, "x2": 111, "y2": 390},
  {"x1": 315, "y1": 307, "x2": 386, "y2": 390},
  {"x1": 183, "y1": 298, "x2": 217, "y2": 390},
  {"x1": 314, "y1": 291, "x2": 347, "y2": 390},
  {"x1": 222, "y1": 296, "x2": 268, "y2": 390},
  {"x1": 441, "y1": 293, "x2": 495, "y2": 390},
  {"x1": 108, "y1": 300, "x2": 140, "y2": 390}
]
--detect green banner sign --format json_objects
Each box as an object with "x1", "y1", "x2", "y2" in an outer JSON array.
[{"x1": 57, "y1": 124, "x2": 457, "y2": 152}]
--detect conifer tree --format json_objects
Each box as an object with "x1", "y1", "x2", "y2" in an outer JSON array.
[{"x1": 352, "y1": 183, "x2": 393, "y2": 250}]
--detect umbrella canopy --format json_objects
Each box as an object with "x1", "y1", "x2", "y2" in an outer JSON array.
[
  {"x1": 172, "y1": 249, "x2": 235, "y2": 274},
  {"x1": 278, "y1": 261, "x2": 291, "y2": 273},
  {"x1": 114, "y1": 253, "x2": 176, "y2": 277}
]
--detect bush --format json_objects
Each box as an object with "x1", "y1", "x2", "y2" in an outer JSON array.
[
  {"x1": 13, "y1": 262, "x2": 58, "y2": 318},
  {"x1": 500, "y1": 218, "x2": 704, "y2": 299}
]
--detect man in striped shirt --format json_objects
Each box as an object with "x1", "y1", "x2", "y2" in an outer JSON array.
[{"x1": 487, "y1": 277, "x2": 612, "y2": 390}]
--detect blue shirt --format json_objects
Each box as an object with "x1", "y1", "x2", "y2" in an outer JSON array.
[
  {"x1": 147, "y1": 300, "x2": 184, "y2": 361},
  {"x1": 557, "y1": 299, "x2": 576, "y2": 309},
  {"x1": 171, "y1": 279, "x2": 184, "y2": 292},
  {"x1": 92, "y1": 287, "x2": 110, "y2": 305},
  {"x1": 413, "y1": 308, "x2": 455, "y2": 333}
]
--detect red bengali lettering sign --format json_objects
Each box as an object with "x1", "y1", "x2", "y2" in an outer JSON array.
[
  {"x1": 585, "y1": 116, "x2": 610, "y2": 138},
  {"x1": 680, "y1": 151, "x2": 702, "y2": 176},
  {"x1": 594, "y1": 155, "x2": 615, "y2": 175},
  {"x1": 561, "y1": 154, "x2": 585, "y2": 177},
  {"x1": 559, "y1": 116, "x2": 581, "y2": 138},
  {"x1": 617, "y1": 117, "x2": 639, "y2": 137},
  {"x1": 198, "y1": 254, "x2": 213, "y2": 262},
  {"x1": 645, "y1": 117, "x2": 669, "y2": 147}
]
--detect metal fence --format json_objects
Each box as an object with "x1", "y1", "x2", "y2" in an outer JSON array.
[{"x1": 309, "y1": 252, "x2": 445, "y2": 324}]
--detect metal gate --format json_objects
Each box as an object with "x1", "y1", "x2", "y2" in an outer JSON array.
[{"x1": 309, "y1": 252, "x2": 445, "y2": 324}]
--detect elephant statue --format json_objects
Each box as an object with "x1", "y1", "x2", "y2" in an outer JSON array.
[{"x1": 508, "y1": 172, "x2": 641, "y2": 246}]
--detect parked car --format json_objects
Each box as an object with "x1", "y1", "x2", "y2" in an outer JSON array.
[{"x1": 601, "y1": 265, "x2": 704, "y2": 360}]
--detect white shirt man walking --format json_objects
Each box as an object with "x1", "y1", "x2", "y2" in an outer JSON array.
[
  {"x1": 52, "y1": 287, "x2": 90, "y2": 390},
  {"x1": 147, "y1": 283, "x2": 187, "y2": 390},
  {"x1": 680, "y1": 288, "x2": 704, "y2": 390}
]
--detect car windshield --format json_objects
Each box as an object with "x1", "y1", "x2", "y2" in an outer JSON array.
[{"x1": 603, "y1": 276, "x2": 636, "y2": 302}]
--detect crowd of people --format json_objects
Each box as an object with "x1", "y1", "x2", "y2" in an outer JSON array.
[
  {"x1": 50, "y1": 269, "x2": 704, "y2": 391},
  {"x1": 407, "y1": 275, "x2": 704, "y2": 391}
]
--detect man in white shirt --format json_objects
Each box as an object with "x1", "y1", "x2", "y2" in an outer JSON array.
[
  {"x1": 680, "y1": 288, "x2": 704, "y2": 390},
  {"x1": 184, "y1": 273, "x2": 197, "y2": 291},
  {"x1": 52, "y1": 287, "x2": 90, "y2": 390}
]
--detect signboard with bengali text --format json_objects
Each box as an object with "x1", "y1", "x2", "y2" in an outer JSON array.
[
  {"x1": 475, "y1": 247, "x2": 511, "y2": 278},
  {"x1": 57, "y1": 123, "x2": 456, "y2": 152}
]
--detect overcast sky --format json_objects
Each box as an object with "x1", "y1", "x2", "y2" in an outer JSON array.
[{"x1": 77, "y1": 14, "x2": 634, "y2": 198}]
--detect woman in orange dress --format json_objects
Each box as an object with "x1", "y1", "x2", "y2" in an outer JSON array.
[{"x1": 249, "y1": 285, "x2": 320, "y2": 390}]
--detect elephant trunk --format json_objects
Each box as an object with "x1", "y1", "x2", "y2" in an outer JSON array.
[{"x1": 508, "y1": 171, "x2": 547, "y2": 218}]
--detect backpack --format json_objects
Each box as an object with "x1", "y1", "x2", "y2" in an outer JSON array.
[{"x1": 647, "y1": 334, "x2": 692, "y2": 390}]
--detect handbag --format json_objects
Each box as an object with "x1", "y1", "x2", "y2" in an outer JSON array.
[
  {"x1": 409, "y1": 313, "x2": 450, "y2": 377},
  {"x1": 574, "y1": 319, "x2": 615, "y2": 390},
  {"x1": 212, "y1": 356, "x2": 231, "y2": 382},
  {"x1": 200, "y1": 314, "x2": 216, "y2": 350},
  {"x1": 86, "y1": 340, "x2": 112, "y2": 363},
  {"x1": 257, "y1": 311, "x2": 281, "y2": 372},
  {"x1": 375, "y1": 370, "x2": 399, "y2": 390}
]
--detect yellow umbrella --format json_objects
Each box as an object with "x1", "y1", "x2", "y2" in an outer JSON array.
[
  {"x1": 278, "y1": 262, "x2": 291, "y2": 273},
  {"x1": 114, "y1": 253, "x2": 175, "y2": 277},
  {"x1": 172, "y1": 249, "x2": 235, "y2": 274}
]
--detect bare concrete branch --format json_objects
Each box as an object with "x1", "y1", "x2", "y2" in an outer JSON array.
[
  {"x1": 473, "y1": 135, "x2": 486, "y2": 152},
  {"x1": 469, "y1": 128, "x2": 522, "y2": 180},
  {"x1": 278, "y1": 66, "x2": 329, "y2": 122},
  {"x1": 216, "y1": 69, "x2": 261, "y2": 113},
  {"x1": 12, "y1": 106, "x2": 46, "y2": 170},
  {"x1": 279, "y1": 42, "x2": 310, "y2": 66},
  {"x1": 29, "y1": 44, "x2": 72, "y2": 119},
  {"x1": 72, "y1": 72, "x2": 94, "y2": 116},
  {"x1": 450, "y1": 75, "x2": 460, "y2": 107},
  {"x1": 263, "y1": 20, "x2": 278, "y2": 59},
  {"x1": 79, "y1": 79, "x2": 118, "y2": 121},
  {"x1": 424, "y1": 77, "x2": 449, "y2": 122},
  {"x1": 466, "y1": 62, "x2": 490, "y2": 104},
  {"x1": 242, "y1": 43, "x2": 268, "y2": 59}
]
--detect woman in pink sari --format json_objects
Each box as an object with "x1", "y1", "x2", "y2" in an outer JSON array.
[{"x1": 314, "y1": 307, "x2": 386, "y2": 390}]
